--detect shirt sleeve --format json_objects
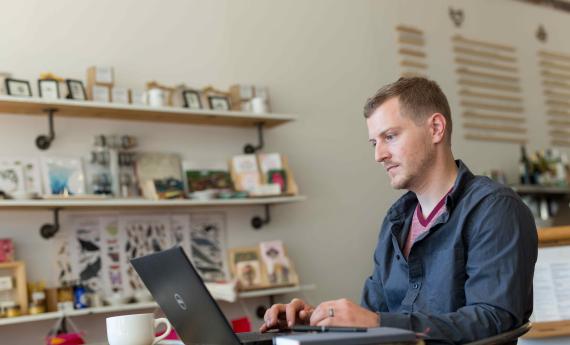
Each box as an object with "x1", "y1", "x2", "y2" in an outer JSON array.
[
  {"x1": 378, "y1": 194, "x2": 538, "y2": 344},
  {"x1": 361, "y1": 227, "x2": 390, "y2": 312}
]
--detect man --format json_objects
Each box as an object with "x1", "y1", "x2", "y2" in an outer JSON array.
[{"x1": 260, "y1": 77, "x2": 538, "y2": 344}]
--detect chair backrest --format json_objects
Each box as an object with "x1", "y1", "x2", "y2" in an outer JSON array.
[{"x1": 464, "y1": 322, "x2": 532, "y2": 345}]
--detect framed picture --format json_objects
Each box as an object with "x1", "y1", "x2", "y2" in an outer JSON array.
[
  {"x1": 208, "y1": 95, "x2": 231, "y2": 111},
  {"x1": 5, "y1": 78, "x2": 32, "y2": 97},
  {"x1": 41, "y1": 157, "x2": 86, "y2": 195},
  {"x1": 0, "y1": 157, "x2": 42, "y2": 196},
  {"x1": 259, "y1": 240, "x2": 298, "y2": 287},
  {"x1": 189, "y1": 212, "x2": 229, "y2": 282},
  {"x1": 0, "y1": 163, "x2": 26, "y2": 197},
  {"x1": 38, "y1": 79, "x2": 60, "y2": 99},
  {"x1": 229, "y1": 246, "x2": 267, "y2": 290},
  {"x1": 183, "y1": 90, "x2": 202, "y2": 109},
  {"x1": 65, "y1": 79, "x2": 87, "y2": 100}
]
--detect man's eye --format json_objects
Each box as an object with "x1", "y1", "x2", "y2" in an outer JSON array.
[
  {"x1": 370, "y1": 141, "x2": 376, "y2": 147},
  {"x1": 385, "y1": 134, "x2": 395, "y2": 142}
]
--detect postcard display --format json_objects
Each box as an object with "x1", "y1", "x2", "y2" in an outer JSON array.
[{"x1": 58, "y1": 212, "x2": 228, "y2": 298}]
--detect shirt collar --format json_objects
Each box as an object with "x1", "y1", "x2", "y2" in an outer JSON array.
[{"x1": 386, "y1": 159, "x2": 474, "y2": 222}]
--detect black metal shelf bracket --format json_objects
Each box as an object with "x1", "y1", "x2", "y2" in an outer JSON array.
[
  {"x1": 36, "y1": 108, "x2": 57, "y2": 150},
  {"x1": 251, "y1": 204, "x2": 271, "y2": 229},
  {"x1": 243, "y1": 123, "x2": 265, "y2": 154},
  {"x1": 40, "y1": 208, "x2": 61, "y2": 239}
]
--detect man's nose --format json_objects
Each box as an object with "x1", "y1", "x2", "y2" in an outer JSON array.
[{"x1": 375, "y1": 143, "x2": 390, "y2": 163}]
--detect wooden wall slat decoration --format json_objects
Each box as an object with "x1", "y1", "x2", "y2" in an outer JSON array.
[
  {"x1": 544, "y1": 90, "x2": 570, "y2": 99},
  {"x1": 457, "y1": 67, "x2": 520, "y2": 83},
  {"x1": 546, "y1": 99, "x2": 570, "y2": 107},
  {"x1": 464, "y1": 123, "x2": 526, "y2": 133},
  {"x1": 539, "y1": 50, "x2": 570, "y2": 61},
  {"x1": 460, "y1": 101, "x2": 523, "y2": 113},
  {"x1": 463, "y1": 111, "x2": 525, "y2": 123},
  {"x1": 455, "y1": 57, "x2": 518, "y2": 72},
  {"x1": 396, "y1": 25, "x2": 422, "y2": 34},
  {"x1": 459, "y1": 89, "x2": 523, "y2": 102},
  {"x1": 465, "y1": 134, "x2": 527, "y2": 144},
  {"x1": 452, "y1": 35, "x2": 527, "y2": 144},
  {"x1": 548, "y1": 110, "x2": 570, "y2": 117},
  {"x1": 454, "y1": 47, "x2": 516, "y2": 62},
  {"x1": 542, "y1": 70, "x2": 570, "y2": 80},
  {"x1": 543, "y1": 80, "x2": 570, "y2": 90},
  {"x1": 396, "y1": 25, "x2": 428, "y2": 78},
  {"x1": 458, "y1": 79, "x2": 521, "y2": 92},
  {"x1": 452, "y1": 35, "x2": 515, "y2": 52},
  {"x1": 398, "y1": 37, "x2": 424, "y2": 46},
  {"x1": 540, "y1": 60, "x2": 570, "y2": 72}
]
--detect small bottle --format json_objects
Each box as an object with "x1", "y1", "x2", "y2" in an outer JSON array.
[
  {"x1": 519, "y1": 145, "x2": 532, "y2": 185},
  {"x1": 73, "y1": 282, "x2": 87, "y2": 309}
]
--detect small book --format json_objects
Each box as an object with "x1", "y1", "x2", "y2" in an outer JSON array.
[{"x1": 273, "y1": 327, "x2": 417, "y2": 345}]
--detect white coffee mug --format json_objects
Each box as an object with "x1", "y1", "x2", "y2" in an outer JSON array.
[
  {"x1": 106, "y1": 313, "x2": 172, "y2": 345},
  {"x1": 147, "y1": 88, "x2": 165, "y2": 107},
  {"x1": 250, "y1": 97, "x2": 268, "y2": 114}
]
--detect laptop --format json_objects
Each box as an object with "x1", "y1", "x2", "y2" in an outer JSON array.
[{"x1": 131, "y1": 246, "x2": 288, "y2": 345}]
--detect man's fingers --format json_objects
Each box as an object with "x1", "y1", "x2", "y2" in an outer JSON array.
[
  {"x1": 285, "y1": 299, "x2": 305, "y2": 327},
  {"x1": 264, "y1": 304, "x2": 285, "y2": 328},
  {"x1": 316, "y1": 317, "x2": 333, "y2": 327},
  {"x1": 310, "y1": 302, "x2": 334, "y2": 326}
]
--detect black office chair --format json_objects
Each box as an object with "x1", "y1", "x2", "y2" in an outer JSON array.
[{"x1": 464, "y1": 322, "x2": 532, "y2": 345}]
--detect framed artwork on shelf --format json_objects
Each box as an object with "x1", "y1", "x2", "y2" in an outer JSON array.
[
  {"x1": 41, "y1": 157, "x2": 86, "y2": 195},
  {"x1": 229, "y1": 246, "x2": 267, "y2": 290},
  {"x1": 135, "y1": 152, "x2": 183, "y2": 199},
  {"x1": 0, "y1": 157, "x2": 42, "y2": 196},
  {"x1": 259, "y1": 240, "x2": 298, "y2": 287},
  {"x1": 189, "y1": 212, "x2": 228, "y2": 282},
  {"x1": 38, "y1": 79, "x2": 60, "y2": 99},
  {"x1": 0, "y1": 162, "x2": 26, "y2": 197},
  {"x1": 208, "y1": 95, "x2": 231, "y2": 111},
  {"x1": 0, "y1": 238, "x2": 15, "y2": 262},
  {"x1": 230, "y1": 155, "x2": 261, "y2": 193},
  {"x1": 183, "y1": 90, "x2": 202, "y2": 109},
  {"x1": 65, "y1": 79, "x2": 87, "y2": 100},
  {"x1": 5, "y1": 78, "x2": 32, "y2": 97}
]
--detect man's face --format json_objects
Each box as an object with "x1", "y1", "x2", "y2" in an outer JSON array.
[{"x1": 366, "y1": 97, "x2": 434, "y2": 190}]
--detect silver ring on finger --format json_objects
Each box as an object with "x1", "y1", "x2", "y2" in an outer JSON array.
[{"x1": 328, "y1": 306, "x2": 335, "y2": 318}]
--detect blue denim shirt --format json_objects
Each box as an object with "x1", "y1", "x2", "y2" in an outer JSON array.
[{"x1": 361, "y1": 160, "x2": 538, "y2": 344}]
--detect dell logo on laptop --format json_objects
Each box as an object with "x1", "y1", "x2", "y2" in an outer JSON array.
[{"x1": 174, "y1": 293, "x2": 187, "y2": 310}]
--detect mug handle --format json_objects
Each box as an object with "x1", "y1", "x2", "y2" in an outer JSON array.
[{"x1": 152, "y1": 317, "x2": 173, "y2": 345}]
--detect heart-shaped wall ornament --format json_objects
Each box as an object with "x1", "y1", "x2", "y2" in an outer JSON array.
[
  {"x1": 536, "y1": 24, "x2": 547, "y2": 42},
  {"x1": 449, "y1": 7, "x2": 464, "y2": 28}
]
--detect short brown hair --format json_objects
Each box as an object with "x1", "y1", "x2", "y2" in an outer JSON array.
[{"x1": 363, "y1": 77, "x2": 452, "y2": 144}]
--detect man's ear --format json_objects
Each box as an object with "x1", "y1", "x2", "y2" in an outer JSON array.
[{"x1": 429, "y1": 113, "x2": 446, "y2": 144}]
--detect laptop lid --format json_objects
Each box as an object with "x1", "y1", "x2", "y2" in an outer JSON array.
[{"x1": 131, "y1": 246, "x2": 241, "y2": 345}]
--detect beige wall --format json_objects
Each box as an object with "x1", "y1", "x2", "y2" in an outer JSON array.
[{"x1": 0, "y1": 0, "x2": 569, "y2": 343}]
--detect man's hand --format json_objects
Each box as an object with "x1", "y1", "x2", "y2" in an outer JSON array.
[
  {"x1": 259, "y1": 298, "x2": 314, "y2": 332},
  {"x1": 309, "y1": 298, "x2": 380, "y2": 327}
]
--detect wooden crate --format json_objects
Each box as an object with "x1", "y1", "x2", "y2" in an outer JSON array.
[{"x1": 0, "y1": 261, "x2": 28, "y2": 314}]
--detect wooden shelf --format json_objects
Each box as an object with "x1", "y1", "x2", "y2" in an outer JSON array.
[
  {"x1": 0, "y1": 284, "x2": 315, "y2": 326},
  {"x1": 0, "y1": 96, "x2": 296, "y2": 128},
  {"x1": 238, "y1": 284, "x2": 316, "y2": 298},
  {"x1": 0, "y1": 196, "x2": 307, "y2": 210},
  {"x1": 511, "y1": 185, "x2": 570, "y2": 195}
]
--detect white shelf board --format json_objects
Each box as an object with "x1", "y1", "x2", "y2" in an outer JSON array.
[
  {"x1": 238, "y1": 284, "x2": 316, "y2": 298},
  {"x1": 0, "y1": 302, "x2": 158, "y2": 326},
  {"x1": 0, "y1": 196, "x2": 307, "y2": 210},
  {"x1": 0, "y1": 95, "x2": 296, "y2": 128},
  {"x1": 0, "y1": 285, "x2": 315, "y2": 326},
  {"x1": 511, "y1": 185, "x2": 570, "y2": 195},
  {"x1": 0, "y1": 310, "x2": 63, "y2": 326}
]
